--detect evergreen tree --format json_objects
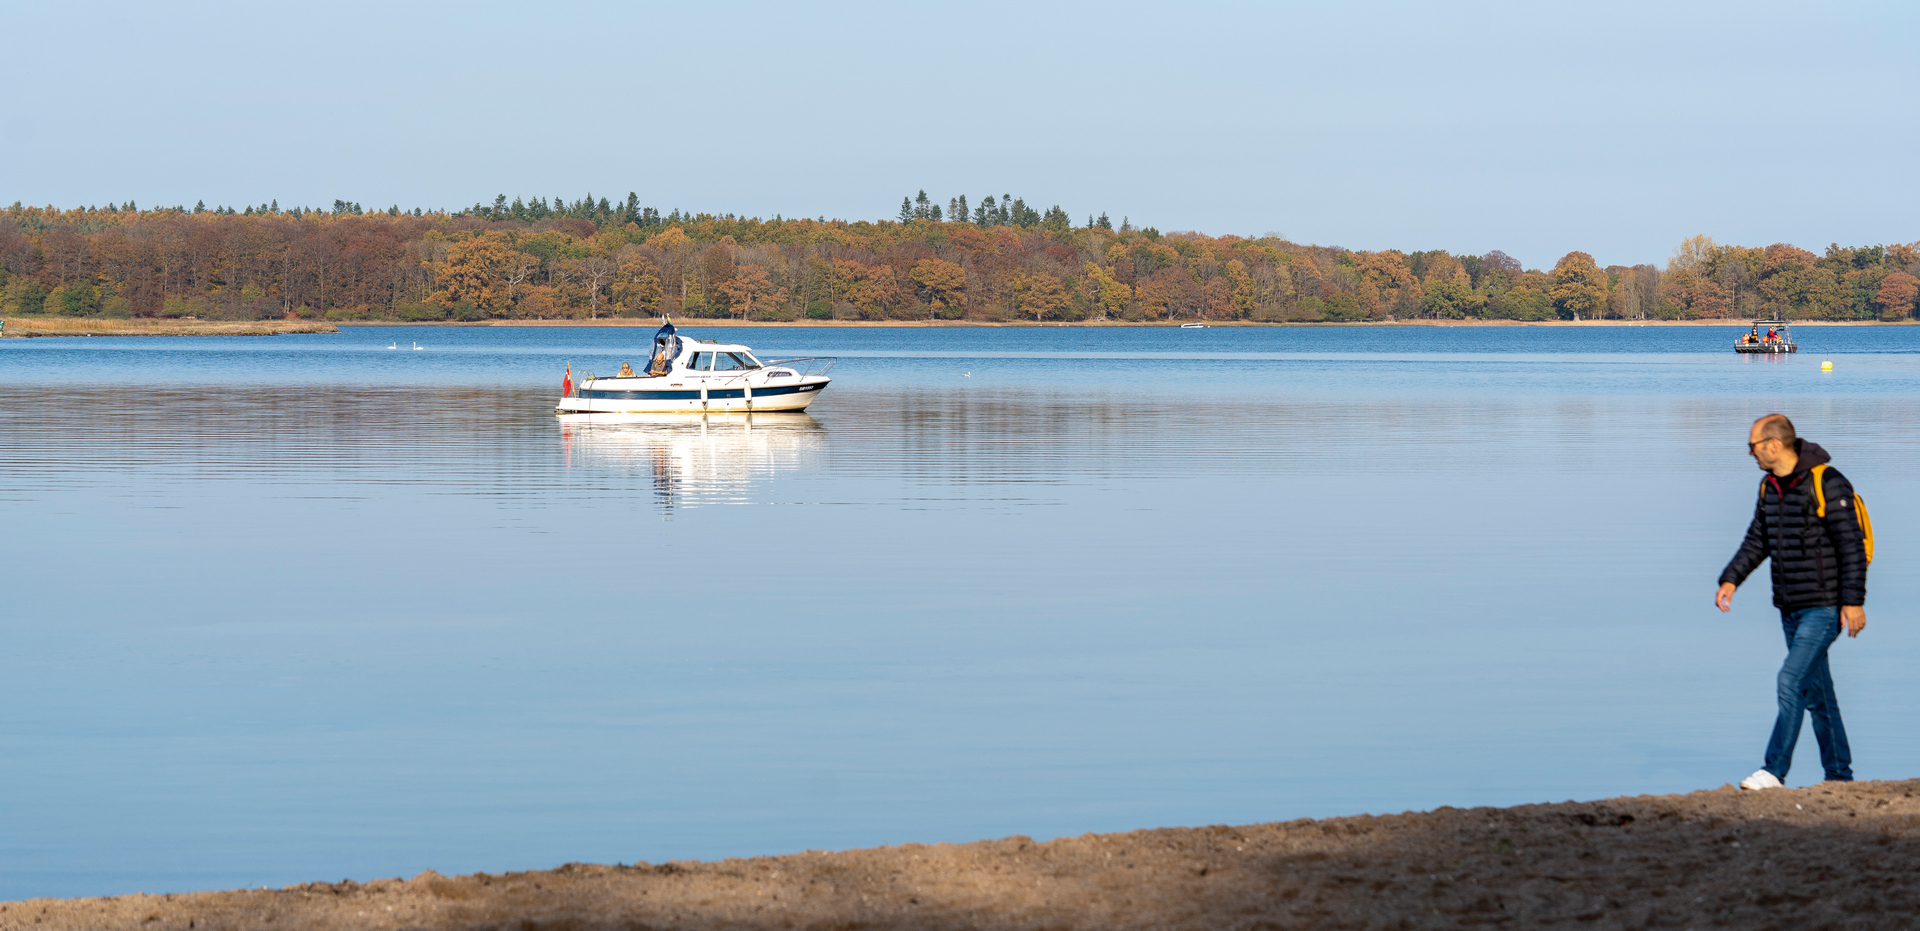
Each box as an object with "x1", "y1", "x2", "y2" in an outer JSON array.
[
  {"x1": 625, "y1": 192, "x2": 640, "y2": 224},
  {"x1": 492, "y1": 194, "x2": 508, "y2": 216},
  {"x1": 976, "y1": 195, "x2": 996, "y2": 226},
  {"x1": 899, "y1": 197, "x2": 915, "y2": 223},
  {"x1": 268, "y1": 199, "x2": 276, "y2": 213},
  {"x1": 914, "y1": 190, "x2": 931, "y2": 220},
  {"x1": 1097, "y1": 212, "x2": 1112, "y2": 230},
  {"x1": 931, "y1": 204, "x2": 942, "y2": 222},
  {"x1": 195, "y1": 200, "x2": 207, "y2": 213},
  {"x1": 956, "y1": 195, "x2": 968, "y2": 224}
]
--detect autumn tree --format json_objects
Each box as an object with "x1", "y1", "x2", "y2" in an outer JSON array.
[
  {"x1": 432, "y1": 233, "x2": 514, "y2": 313},
  {"x1": 581, "y1": 255, "x2": 617, "y2": 318},
  {"x1": 1084, "y1": 263, "x2": 1130, "y2": 318},
  {"x1": 1549, "y1": 252, "x2": 1609, "y2": 319},
  {"x1": 1875, "y1": 271, "x2": 1919, "y2": 321},
  {"x1": 909, "y1": 258, "x2": 967, "y2": 317},
  {"x1": 845, "y1": 264, "x2": 901, "y2": 318},
  {"x1": 1012, "y1": 274, "x2": 1071, "y2": 321},
  {"x1": 716, "y1": 263, "x2": 782, "y2": 319},
  {"x1": 1668, "y1": 235, "x2": 1718, "y2": 273},
  {"x1": 611, "y1": 249, "x2": 663, "y2": 316}
]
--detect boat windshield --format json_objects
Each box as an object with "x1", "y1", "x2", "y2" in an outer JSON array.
[{"x1": 714, "y1": 352, "x2": 760, "y2": 372}]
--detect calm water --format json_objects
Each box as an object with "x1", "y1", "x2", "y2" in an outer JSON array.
[{"x1": 4, "y1": 324, "x2": 1920, "y2": 900}]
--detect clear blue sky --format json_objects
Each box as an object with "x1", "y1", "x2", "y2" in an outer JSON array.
[{"x1": 8, "y1": 0, "x2": 1914, "y2": 270}]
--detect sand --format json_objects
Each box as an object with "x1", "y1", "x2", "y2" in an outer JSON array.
[
  {"x1": 9, "y1": 779, "x2": 1920, "y2": 930},
  {"x1": 1, "y1": 318, "x2": 337, "y2": 337}
]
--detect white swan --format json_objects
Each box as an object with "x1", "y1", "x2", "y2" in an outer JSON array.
[
  {"x1": 387, "y1": 342, "x2": 397, "y2": 350},
  {"x1": 413, "y1": 342, "x2": 423, "y2": 351}
]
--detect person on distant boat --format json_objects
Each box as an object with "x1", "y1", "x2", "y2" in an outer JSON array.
[
  {"x1": 618, "y1": 362, "x2": 636, "y2": 377},
  {"x1": 1716, "y1": 414, "x2": 1868, "y2": 791}
]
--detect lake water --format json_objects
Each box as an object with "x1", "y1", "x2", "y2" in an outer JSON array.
[{"x1": 4, "y1": 324, "x2": 1920, "y2": 900}]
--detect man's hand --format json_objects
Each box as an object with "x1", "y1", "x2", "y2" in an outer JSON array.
[
  {"x1": 1842, "y1": 605, "x2": 1866, "y2": 638},
  {"x1": 1716, "y1": 582, "x2": 1736, "y2": 612}
]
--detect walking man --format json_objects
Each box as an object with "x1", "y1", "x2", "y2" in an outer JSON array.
[{"x1": 1716, "y1": 413, "x2": 1867, "y2": 790}]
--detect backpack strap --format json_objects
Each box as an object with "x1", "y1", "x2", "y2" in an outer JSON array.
[{"x1": 1811, "y1": 464, "x2": 1830, "y2": 518}]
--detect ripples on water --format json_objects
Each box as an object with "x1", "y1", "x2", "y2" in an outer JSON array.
[{"x1": 3, "y1": 325, "x2": 1920, "y2": 899}]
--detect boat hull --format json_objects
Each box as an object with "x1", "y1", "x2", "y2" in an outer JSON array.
[
  {"x1": 1734, "y1": 345, "x2": 1796, "y2": 354},
  {"x1": 556, "y1": 376, "x2": 830, "y2": 414}
]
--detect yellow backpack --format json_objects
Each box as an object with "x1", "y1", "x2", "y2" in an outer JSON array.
[{"x1": 1810, "y1": 463, "x2": 1874, "y2": 565}]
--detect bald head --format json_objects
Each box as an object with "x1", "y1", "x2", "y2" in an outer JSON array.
[{"x1": 1754, "y1": 414, "x2": 1797, "y2": 447}]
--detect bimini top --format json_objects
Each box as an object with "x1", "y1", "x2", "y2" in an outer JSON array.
[{"x1": 646, "y1": 320, "x2": 683, "y2": 376}]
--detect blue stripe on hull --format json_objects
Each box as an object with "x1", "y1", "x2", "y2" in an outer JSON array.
[{"x1": 572, "y1": 383, "x2": 824, "y2": 402}]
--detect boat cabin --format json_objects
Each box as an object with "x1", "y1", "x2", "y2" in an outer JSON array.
[{"x1": 639, "y1": 321, "x2": 766, "y2": 377}]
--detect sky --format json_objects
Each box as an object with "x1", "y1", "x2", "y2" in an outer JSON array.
[{"x1": 6, "y1": 0, "x2": 1915, "y2": 270}]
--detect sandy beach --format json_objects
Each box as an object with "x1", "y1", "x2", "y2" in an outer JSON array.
[{"x1": 9, "y1": 779, "x2": 1917, "y2": 930}]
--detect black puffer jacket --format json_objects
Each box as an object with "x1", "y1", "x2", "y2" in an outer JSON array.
[{"x1": 1720, "y1": 440, "x2": 1868, "y2": 609}]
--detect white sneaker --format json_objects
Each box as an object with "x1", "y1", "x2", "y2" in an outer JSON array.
[{"x1": 1740, "y1": 769, "x2": 1784, "y2": 790}]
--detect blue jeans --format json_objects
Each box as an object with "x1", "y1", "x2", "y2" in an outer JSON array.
[{"x1": 1763, "y1": 605, "x2": 1853, "y2": 782}]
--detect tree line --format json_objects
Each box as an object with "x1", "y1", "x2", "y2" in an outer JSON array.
[{"x1": 1, "y1": 198, "x2": 1915, "y2": 324}]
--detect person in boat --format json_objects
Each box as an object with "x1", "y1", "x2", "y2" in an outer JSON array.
[
  {"x1": 1717, "y1": 414, "x2": 1868, "y2": 791},
  {"x1": 618, "y1": 362, "x2": 636, "y2": 377}
]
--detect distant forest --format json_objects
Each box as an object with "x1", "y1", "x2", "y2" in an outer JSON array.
[{"x1": 2, "y1": 193, "x2": 1916, "y2": 323}]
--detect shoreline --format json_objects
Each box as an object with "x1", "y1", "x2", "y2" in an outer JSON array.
[
  {"x1": 1, "y1": 319, "x2": 337, "y2": 338},
  {"x1": 10, "y1": 779, "x2": 1919, "y2": 929}
]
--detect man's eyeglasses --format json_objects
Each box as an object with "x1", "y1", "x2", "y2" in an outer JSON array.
[{"x1": 1748, "y1": 439, "x2": 1778, "y2": 452}]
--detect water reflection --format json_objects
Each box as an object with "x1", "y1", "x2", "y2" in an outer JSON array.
[{"x1": 559, "y1": 412, "x2": 826, "y2": 517}]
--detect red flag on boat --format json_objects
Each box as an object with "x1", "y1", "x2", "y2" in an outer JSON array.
[{"x1": 562, "y1": 362, "x2": 573, "y2": 398}]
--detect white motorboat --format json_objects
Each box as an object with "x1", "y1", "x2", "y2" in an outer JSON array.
[{"x1": 555, "y1": 320, "x2": 833, "y2": 415}]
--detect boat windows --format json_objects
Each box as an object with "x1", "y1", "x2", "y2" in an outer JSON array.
[
  {"x1": 690, "y1": 352, "x2": 716, "y2": 371},
  {"x1": 714, "y1": 352, "x2": 759, "y2": 372}
]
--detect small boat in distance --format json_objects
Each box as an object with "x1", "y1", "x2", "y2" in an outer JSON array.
[
  {"x1": 556, "y1": 320, "x2": 834, "y2": 415},
  {"x1": 1736, "y1": 318, "x2": 1797, "y2": 354},
  {"x1": 1179, "y1": 323, "x2": 1208, "y2": 329}
]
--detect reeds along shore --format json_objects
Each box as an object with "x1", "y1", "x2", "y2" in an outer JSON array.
[
  {"x1": 0, "y1": 318, "x2": 336, "y2": 337},
  {"x1": 10, "y1": 779, "x2": 1920, "y2": 931}
]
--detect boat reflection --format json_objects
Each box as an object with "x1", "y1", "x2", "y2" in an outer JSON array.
[{"x1": 558, "y1": 412, "x2": 826, "y2": 518}]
